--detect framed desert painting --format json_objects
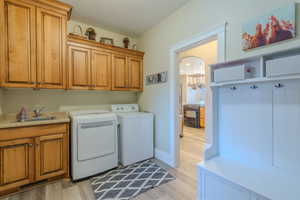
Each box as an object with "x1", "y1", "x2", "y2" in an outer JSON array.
[{"x1": 242, "y1": 3, "x2": 295, "y2": 51}]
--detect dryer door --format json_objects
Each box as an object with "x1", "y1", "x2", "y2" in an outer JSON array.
[{"x1": 77, "y1": 120, "x2": 116, "y2": 161}]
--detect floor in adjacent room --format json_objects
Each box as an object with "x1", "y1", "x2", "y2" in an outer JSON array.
[{"x1": 1, "y1": 126, "x2": 205, "y2": 200}]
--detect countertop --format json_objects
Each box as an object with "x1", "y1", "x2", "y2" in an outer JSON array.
[{"x1": 0, "y1": 112, "x2": 70, "y2": 129}]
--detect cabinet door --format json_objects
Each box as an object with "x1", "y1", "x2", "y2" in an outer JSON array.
[
  {"x1": 91, "y1": 50, "x2": 111, "y2": 90},
  {"x1": 1, "y1": 0, "x2": 36, "y2": 88},
  {"x1": 35, "y1": 134, "x2": 67, "y2": 181},
  {"x1": 36, "y1": 8, "x2": 67, "y2": 89},
  {"x1": 0, "y1": 138, "x2": 34, "y2": 191},
  {"x1": 68, "y1": 45, "x2": 91, "y2": 90},
  {"x1": 112, "y1": 54, "x2": 128, "y2": 90},
  {"x1": 273, "y1": 80, "x2": 300, "y2": 171},
  {"x1": 128, "y1": 57, "x2": 143, "y2": 91}
]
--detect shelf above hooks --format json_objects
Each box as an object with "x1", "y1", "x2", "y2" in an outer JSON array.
[{"x1": 209, "y1": 47, "x2": 300, "y2": 87}]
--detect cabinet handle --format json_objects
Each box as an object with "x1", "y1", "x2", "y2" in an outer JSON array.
[
  {"x1": 274, "y1": 83, "x2": 283, "y2": 88},
  {"x1": 28, "y1": 143, "x2": 33, "y2": 147}
]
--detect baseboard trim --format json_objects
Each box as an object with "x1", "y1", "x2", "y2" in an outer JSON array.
[{"x1": 154, "y1": 148, "x2": 174, "y2": 167}]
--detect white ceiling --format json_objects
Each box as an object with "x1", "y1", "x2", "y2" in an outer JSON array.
[{"x1": 61, "y1": 0, "x2": 190, "y2": 37}]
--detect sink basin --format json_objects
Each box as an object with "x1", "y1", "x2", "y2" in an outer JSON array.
[
  {"x1": 27, "y1": 116, "x2": 56, "y2": 121},
  {"x1": 14, "y1": 116, "x2": 56, "y2": 122}
]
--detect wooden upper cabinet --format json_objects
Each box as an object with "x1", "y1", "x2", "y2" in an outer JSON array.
[
  {"x1": 112, "y1": 54, "x2": 128, "y2": 90},
  {"x1": 35, "y1": 134, "x2": 67, "y2": 181},
  {"x1": 36, "y1": 8, "x2": 67, "y2": 89},
  {"x1": 67, "y1": 36, "x2": 144, "y2": 91},
  {"x1": 91, "y1": 50, "x2": 111, "y2": 90},
  {"x1": 1, "y1": 0, "x2": 36, "y2": 88},
  {"x1": 0, "y1": 138, "x2": 34, "y2": 192},
  {"x1": 68, "y1": 45, "x2": 91, "y2": 89},
  {"x1": 0, "y1": 0, "x2": 71, "y2": 89},
  {"x1": 128, "y1": 57, "x2": 143, "y2": 90}
]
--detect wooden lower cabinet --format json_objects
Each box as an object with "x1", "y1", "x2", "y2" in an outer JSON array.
[
  {"x1": 35, "y1": 134, "x2": 68, "y2": 181},
  {"x1": 0, "y1": 124, "x2": 69, "y2": 193},
  {"x1": 0, "y1": 138, "x2": 35, "y2": 191}
]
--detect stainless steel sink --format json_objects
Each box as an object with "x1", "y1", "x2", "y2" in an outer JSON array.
[{"x1": 14, "y1": 116, "x2": 56, "y2": 122}]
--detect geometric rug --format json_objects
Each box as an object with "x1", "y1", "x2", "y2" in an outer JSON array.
[{"x1": 90, "y1": 159, "x2": 176, "y2": 200}]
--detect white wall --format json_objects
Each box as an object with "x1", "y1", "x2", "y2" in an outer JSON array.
[
  {"x1": 138, "y1": 0, "x2": 300, "y2": 153},
  {"x1": 68, "y1": 20, "x2": 138, "y2": 48}
]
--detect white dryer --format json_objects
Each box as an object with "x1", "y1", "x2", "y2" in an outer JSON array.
[
  {"x1": 70, "y1": 110, "x2": 118, "y2": 180},
  {"x1": 112, "y1": 104, "x2": 154, "y2": 166}
]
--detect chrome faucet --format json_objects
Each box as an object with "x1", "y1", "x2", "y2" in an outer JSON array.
[{"x1": 33, "y1": 106, "x2": 46, "y2": 118}]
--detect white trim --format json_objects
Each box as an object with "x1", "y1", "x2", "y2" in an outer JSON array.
[
  {"x1": 154, "y1": 148, "x2": 173, "y2": 166},
  {"x1": 168, "y1": 22, "x2": 227, "y2": 168}
]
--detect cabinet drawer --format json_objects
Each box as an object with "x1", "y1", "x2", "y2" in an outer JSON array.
[
  {"x1": 0, "y1": 124, "x2": 68, "y2": 141},
  {"x1": 214, "y1": 65, "x2": 246, "y2": 83},
  {"x1": 266, "y1": 54, "x2": 300, "y2": 77}
]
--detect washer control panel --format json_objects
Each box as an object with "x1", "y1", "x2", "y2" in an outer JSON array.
[{"x1": 111, "y1": 104, "x2": 139, "y2": 112}]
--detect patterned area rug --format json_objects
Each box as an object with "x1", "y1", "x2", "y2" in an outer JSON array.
[{"x1": 90, "y1": 160, "x2": 175, "y2": 200}]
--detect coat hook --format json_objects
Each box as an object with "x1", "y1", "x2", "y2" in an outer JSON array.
[
  {"x1": 274, "y1": 83, "x2": 283, "y2": 88},
  {"x1": 230, "y1": 86, "x2": 237, "y2": 90},
  {"x1": 250, "y1": 85, "x2": 258, "y2": 89}
]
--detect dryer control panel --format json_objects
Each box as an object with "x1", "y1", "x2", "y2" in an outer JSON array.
[{"x1": 111, "y1": 104, "x2": 139, "y2": 112}]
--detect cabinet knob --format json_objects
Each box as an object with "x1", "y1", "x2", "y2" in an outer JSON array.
[
  {"x1": 28, "y1": 143, "x2": 33, "y2": 147},
  {"x1": 274, "y1": 83, "x2": 283, "y2": 88}
]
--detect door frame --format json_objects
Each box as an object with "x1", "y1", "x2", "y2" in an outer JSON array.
[{"x1": 168, "y1": 23, "x2": 227, "y2": 167}]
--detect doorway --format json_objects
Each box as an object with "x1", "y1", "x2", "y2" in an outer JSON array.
[
  {"x1": 177, "y1": 40, "x2": 218, "y2": 176},
  {"x1": 168, "y1": 23, "x2": 226, "y2": 169}
]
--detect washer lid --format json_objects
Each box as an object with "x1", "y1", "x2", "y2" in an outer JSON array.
[
  {"x1": 69, "y1": 110, "x2": 110, "y2": 117},
  {"x1": 117, "y1": 112, "x2": 153, "y2": 119},
  {"x1": 75, "y1": 113, "x2": 117, "y2": 123}
]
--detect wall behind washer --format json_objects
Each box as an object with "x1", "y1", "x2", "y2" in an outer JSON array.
[{"x1": 2, "y1": 89, "x2": 138, "y2": 114}]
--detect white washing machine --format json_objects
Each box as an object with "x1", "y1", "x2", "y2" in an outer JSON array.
[
  {"x1": 69, "y1": 110, "x2": 118, "y2": 180},
  {"x1": 112, "y1": 104, "x2": 154, "y2": 166}
]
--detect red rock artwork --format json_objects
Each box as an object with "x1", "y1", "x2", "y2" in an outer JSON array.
[{"x1": 242, "y1": 4, "x2": 295, "y2": 50}]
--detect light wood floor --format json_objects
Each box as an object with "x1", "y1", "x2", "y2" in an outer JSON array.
[{"x1": 1, "y1": 126, "x2": 205, "y2": 200}]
